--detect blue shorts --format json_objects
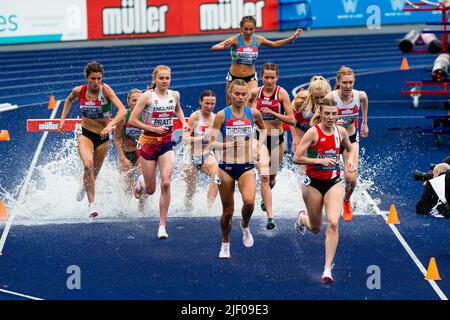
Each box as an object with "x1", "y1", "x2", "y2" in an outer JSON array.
[{"x1": 218, "y1": 163, "x2": 255, "y2": 181}]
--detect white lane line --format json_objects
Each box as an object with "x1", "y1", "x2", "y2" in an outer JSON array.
[
  {"x1": 0, "y1": 288, "x2": 44, "y2": 300},
  {"x1": 0, "y1": 101, "x2": 61, "y2": 254},
  {"x1": 362, "y1": 190, "x2": 448, "y2": 300}
]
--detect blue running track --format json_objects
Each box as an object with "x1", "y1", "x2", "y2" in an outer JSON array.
[{"x1": 0, "y1": 32, "x2": 449, "y2": 302}]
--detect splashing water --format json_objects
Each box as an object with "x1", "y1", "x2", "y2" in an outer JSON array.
[{"x1": 0, "y1": 136, "x2": 379, "y2": 226}]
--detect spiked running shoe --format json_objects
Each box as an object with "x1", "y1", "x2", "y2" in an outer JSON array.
[
  {"x1": 343, "y1": 200, "x2": 353, "y2": 222},
  {"x1": 266, "y1": 218, "x2": 276, "y2": 230},
  {"x1": 295, "y1": 210, "x2": 307, "y2": 235}
]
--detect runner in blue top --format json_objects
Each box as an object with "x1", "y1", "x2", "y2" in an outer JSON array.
[
  {"x1": 211, "y1": 16, "x2": 303, "y2": 106},
  {"x1": 208, "y1": 79, "x2": 266, "y2": 259}
]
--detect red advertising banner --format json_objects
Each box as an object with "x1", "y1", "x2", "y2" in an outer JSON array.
[{"x1": 87, "y1": 0, "x2": 279, "y2": 40}]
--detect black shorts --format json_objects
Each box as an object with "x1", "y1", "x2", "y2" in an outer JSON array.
[
  {"x1": 304, "y1": 175, "x2": 342, "y2": 196},
  {"x1": 124, "y1": 150, "x2": 139, "y2": 166},
  {"x1": 340, "y1": 130, "x2": 359, "y2": 154},
  {"x1": 226, "y1": 72, "x2": 258, "y2": 83},
  {"x1": 256, "y1": 131, "x2": 285, "y2": 156},
  {"x1": 80, "y1": 127, "x2": 109, "y2": 150}
]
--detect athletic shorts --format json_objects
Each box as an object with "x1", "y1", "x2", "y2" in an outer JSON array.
[
  {"x1": 218, "y1": 163, "x2": 255, "y2": 181},
  {"x1": 256, "y1": 131, "x2": 285, "y2": 156},
  {"x1": 340, "y1": 130, "x2": 359, "y2": 154},
  {"x1": 137, "y1": 135, "x2": 175, "y2": 161},
  {"x1": 303, "y1": 175, "x2": 342, "y2": 196},
  {"x1": 80, "y1": 127, "x2": 109, "y2": 150},
  {"x1": 226, "y1": 72, "x2": 258, "y2": 83}
]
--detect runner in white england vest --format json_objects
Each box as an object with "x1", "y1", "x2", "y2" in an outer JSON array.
[{"x1": 325, "y1": 66, "x2": 369, "y2": 222}]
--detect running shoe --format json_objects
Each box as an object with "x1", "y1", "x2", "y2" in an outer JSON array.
[
  {"x1": 88, "y1": 204, "x2": 98, "y2": 218},
  {"x1": 134, "y1": 175, "x2": 144, "y2": 199},
  {"x1": 260, "y1": 199, "x2": 266, "y2": 212},
  {"x1": 295, "y1": 210, "x2": 307, "y2": 235},
  {"x1": 343, "y1": 200, "x2": 353, "y2": 222},
  {"x1": 240, "y1": 223, "x2": 254, "y2": 248},
  {"x1": 219, "y1": 243, "x2": 231, "y2": 259},
  {"x1": 76, "y1": 181, "x2": 85, "y2": 202},
  {"x1": 266, "y1": 218, "x2": 276, "y2": 230},
  {"x1": 157, "y1": 225, "x2": 168, "y2": 240},
  {"x1": 321, "y1": 264, "x2": 335, "y2": 285}
]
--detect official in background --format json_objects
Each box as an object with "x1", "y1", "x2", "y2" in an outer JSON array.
[{"x1": 416, "y1": 163, "x2": 450, "y2": 218}]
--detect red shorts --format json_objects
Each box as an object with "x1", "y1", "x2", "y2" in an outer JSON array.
[{"x1": 137, "y1": 135, "x2": 175, "y2": 161}]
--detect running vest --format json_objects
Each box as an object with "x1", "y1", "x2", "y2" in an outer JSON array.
[
  {"x1": 193, "y1": 110, "x2": 216, "y2": 145},
  {"x1": 306, "y1": 125, "x2": 341, "y2": 180},
  {"x1": 332, "y1": 89, "x2": 361, "y2": 129},
  {"x1": 123, "y1": 109, "x2": 143, "y2": 141},
  {"x1": 294, "y1": 108, "x2": 314, "y2": 131},
  {"x1": 220, "y1": 106, "x2": 255, "y2": 142},
  {"x1": 142, "y1": 90, "x2": 176, "y2": 137},
  {"x1": 78, "y1": 84, "x2": 112, "y2": 119},
  {"x1": 256, "y1": 86, "x2": 285, "y2": 121},
  {"x1": 231, "y1": 34, "x2": 259, "y2": 65}
]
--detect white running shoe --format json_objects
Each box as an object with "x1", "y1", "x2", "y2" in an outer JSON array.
[
  {"x1": 134, "y1": 175, "x2": 144, "y2": 199},
  {"x1": 241, "y1": 223, "x2": 254, "y2": 248},
  {"x1": 157, "y1": 225, "x2": 168, "y2": 239},
  {"x1": 76, "y1": 180, "x2": 86, "y2": 202},
  {"x1": 219, "y1": 242, "x2": 231, "y2": 259},
  {"x1": 295, "y1": 210, "x2": 307, "y2": 235},
  {"x1": 321, "y1": 264, "x2": 335, "y2": 285}
]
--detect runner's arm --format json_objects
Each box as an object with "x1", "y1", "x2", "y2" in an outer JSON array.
[{"x1": 258, "y1": 29, "x2": 303, "y2": 48}]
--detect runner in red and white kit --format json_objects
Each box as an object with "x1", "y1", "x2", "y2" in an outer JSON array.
[
  {"x1": 181, "y1": 90, "x2": 219, "y2": 211},
  {"x1": 293, "y1": 97, "x2": 356, "y2": 284},
  {"x1": 324, "y1": 66, "x2": 369, "y2": 222},
  {"x1": 247, "y1": 62, "x2": 295, "y2": 230},
  {"x1": 128, "y1": 65, "x2": 189, "y2": 239}
]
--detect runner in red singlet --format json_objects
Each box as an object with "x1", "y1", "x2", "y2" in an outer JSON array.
[{"x1": 293, "y1": 97, "x2": 356, "y2": 284}]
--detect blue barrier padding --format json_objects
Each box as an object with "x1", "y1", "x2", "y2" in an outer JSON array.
[{"x1": 279, "y1": 0, "x2": 313, "y2": 30}]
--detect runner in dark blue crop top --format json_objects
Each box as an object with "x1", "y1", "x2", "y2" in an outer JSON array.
[
  {"x1": 207, "y1": 79, "x2": 266, "y2": 259},
  {"x1": 211, "y1": 15, "x2": 303, "y2": 106}
]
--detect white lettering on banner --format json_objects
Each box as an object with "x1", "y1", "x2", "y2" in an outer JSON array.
[
  {"x1": 200, "y1": 0, "x2": 265, "y2": 31},
  {"x1": 366, "y1": 5, "x2": 381, "y2": 30},
  {"x1": 103, "y1": 0, "x2": 168, "y2": 35},
  {"x1": 390, "y1": 0, "x2": 405, "y2": 11},
  {"x1": 342, "y1": 0, "x2": 358, "y2": 14},
  {"x1": 39, "y1": 122, "x2": 59, "y2": 131}
]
